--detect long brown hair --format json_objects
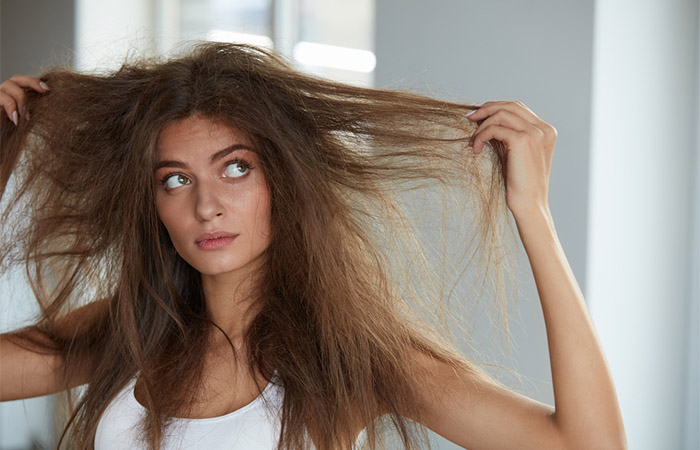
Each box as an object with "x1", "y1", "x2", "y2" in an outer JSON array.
[{"x1": 0, "y1": 41, "x2": 518, "y2": 449}]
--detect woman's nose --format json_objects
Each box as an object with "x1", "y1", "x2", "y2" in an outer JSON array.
[{"x1": 194, "y1": 181, "x2": 225, "y2": 221}]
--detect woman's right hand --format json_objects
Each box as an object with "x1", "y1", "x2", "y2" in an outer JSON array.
[{"x1": 0, "y1": 74, "x2": 50, "y2": 126}]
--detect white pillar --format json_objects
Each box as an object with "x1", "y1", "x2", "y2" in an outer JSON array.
[{"x1": 587, "y1": 1, "x2": 698, "y2": 448}]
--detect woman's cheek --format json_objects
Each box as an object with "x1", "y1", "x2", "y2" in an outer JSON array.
[{"x1": 157, "y1": 200, "x2": 186, "y2": 242}]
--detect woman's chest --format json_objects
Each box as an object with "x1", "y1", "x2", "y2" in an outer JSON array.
[
  {"x1": 96, "y1": 373, "x2": 283, "y2": 450},
  {"x1": 134, "y1": 357, "x2": 271, "y2": 419}
]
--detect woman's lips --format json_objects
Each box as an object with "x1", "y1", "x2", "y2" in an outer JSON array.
[{"x1": 196, "y1": 235, "x2": 237, "y2": 250}]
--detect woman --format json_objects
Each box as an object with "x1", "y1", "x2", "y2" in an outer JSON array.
[{"x1": 0, "y1": 42, "x2": 626, "y2": 449}]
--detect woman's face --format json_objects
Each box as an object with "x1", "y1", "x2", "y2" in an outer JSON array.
[{"x1": 154, "y1": 114, "x2": 271, "y2": 277}]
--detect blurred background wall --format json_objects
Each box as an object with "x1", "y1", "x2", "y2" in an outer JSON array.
[{"x1": 0, "y1": 1, "x2": 697, "y2": 449}]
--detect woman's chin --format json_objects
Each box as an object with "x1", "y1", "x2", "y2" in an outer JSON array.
[
  {"x1": 178, "y1": 245, "x2": 268, "y2": 278},
  {"x1": 193, "y1": 263, "x2": 241, "y2": 277},
  {"x1": 180, "y1": 255, "x2": 241, "y2": 277}
]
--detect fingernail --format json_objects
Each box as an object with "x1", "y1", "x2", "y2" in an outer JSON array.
[
  {"x1": 466, "y1": 109, "x2": 478, "y2": 117},
  {"x1": 39, "y1": 81, "x2": 49, "y2": 90},
  {"x1": 11, "y1": 110, "x2": 18, "y2": 126}
]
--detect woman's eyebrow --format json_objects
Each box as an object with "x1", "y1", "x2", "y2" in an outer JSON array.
[{"x1": 153, "y1": 144, "x2": 257, "y2": 171}]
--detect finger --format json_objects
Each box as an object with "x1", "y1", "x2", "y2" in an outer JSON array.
[
  {"x1": 7, "y1": 74, "x2": 50, "y2": 92},
  {"x1": 467, "y1": 101, "x2": 541, "y2": 126},
  {"x1": 0, "y1": 91, "x2": 19, "y2": 125},
  {"x1": 469, "y1": 109, "x2": 538, "y2": 144},
  {"x1": 471, "y1": 124, "x2": 529, "y2": 154},
  {"x1": 0, "y1": 81, "x2": 27, "y2": 121}
]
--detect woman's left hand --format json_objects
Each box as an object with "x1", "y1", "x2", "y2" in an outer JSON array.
[{"x1": 466, "y1": 101, "x2": 557, "y2": 218}]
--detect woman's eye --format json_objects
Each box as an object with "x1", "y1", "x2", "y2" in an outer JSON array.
[
  {"x1": 224, "y1": 160, "x2": 250, "y2": 178},
  {"x1": 162, "y1": 174, "x2": 190, "y2": 189}
]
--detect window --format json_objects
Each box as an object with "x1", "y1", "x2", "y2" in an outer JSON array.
[{"x1": 171, "y1": 0, "x2": 375, "y2": 86}]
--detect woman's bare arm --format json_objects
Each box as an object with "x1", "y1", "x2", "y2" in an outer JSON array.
[
  {"x1": 406, "y1": 101, "x2": 625, "y2": 449},
  {"x1": 1, "y1": 327, "x2": 65, "y2": 401},
  {"x1": 0, "y1": 298, "x2": 109, "y2": 401},
  {"x1": 1, "y1": 74, "x2": 98, "y2": 402},
  {"x1": 408, "y1": 208, "x2": 625, "y2": 450}
]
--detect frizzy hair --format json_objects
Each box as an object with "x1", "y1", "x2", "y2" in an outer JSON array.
[{"x1": 0, "y1": 41, "x2": 520, "y2": 449}]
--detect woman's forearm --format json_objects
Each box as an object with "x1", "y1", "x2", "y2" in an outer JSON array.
[{"x1": 513, "y1": 205, "x2": 627, "y2": 450}]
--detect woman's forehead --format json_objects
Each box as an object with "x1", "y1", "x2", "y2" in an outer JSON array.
[{"x1": 155, "y1": 115, "x2": 257, "y2": 159}]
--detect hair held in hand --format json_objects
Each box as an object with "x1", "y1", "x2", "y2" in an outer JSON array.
[{"x1": 0, "y1": 42, "x2": 518, "y2": 450}]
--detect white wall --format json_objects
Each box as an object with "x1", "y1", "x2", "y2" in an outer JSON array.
[
  {"x1": 375, "y1": 0, "x2": 595, "y2": 440},
  {"x1": 374, "y1": 1, "x2": 596, "y2": 448}
]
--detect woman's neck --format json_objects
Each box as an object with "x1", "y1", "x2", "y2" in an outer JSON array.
[{"x1": 201, "y1": 267, "x2": 264, "y2": 344}]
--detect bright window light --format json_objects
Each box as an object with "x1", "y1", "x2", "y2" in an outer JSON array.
[
  {"x1": 205, "y1": 30, "x2": 273, "y2": 48},
  {"x1": 293, "y1": 41, "x2": 376, "y2": 73}
]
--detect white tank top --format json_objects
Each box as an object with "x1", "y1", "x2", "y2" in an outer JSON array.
[{"x1": 94, "y1": 371, "x2": 368, "y2": 449}]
